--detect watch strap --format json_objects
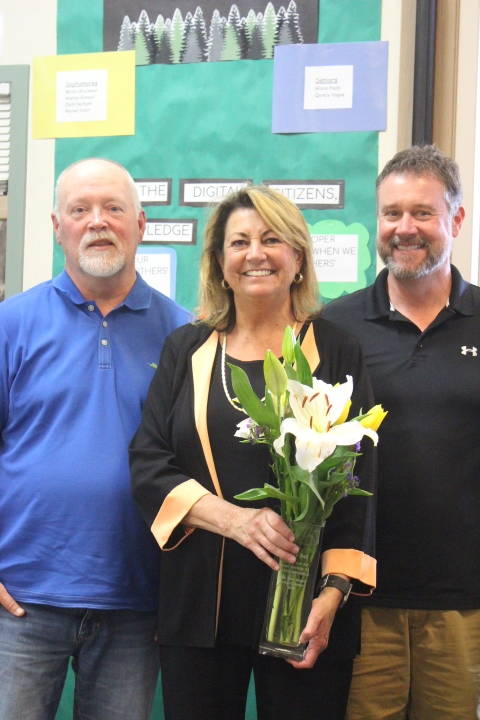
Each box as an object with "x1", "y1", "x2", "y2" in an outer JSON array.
[{"x1": 318, "y1": 573, "x2": 352, "y2": 607}]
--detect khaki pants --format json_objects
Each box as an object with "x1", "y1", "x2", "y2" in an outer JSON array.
[{"x1": 346, "y1": 606, "x2": 480, "y2": 720}]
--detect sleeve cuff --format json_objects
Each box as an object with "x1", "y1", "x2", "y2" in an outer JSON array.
[
  {"x1": 150, "y1": 479, "x2": 210, "y2": 549},
  {"x1": 321, "y1": 548, "x2": 376, "y2": 595}
]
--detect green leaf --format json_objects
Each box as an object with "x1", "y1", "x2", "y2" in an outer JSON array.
[
  {"x1": 228, "y1": 364, "x2": 278, "y2": 428},
  {"x1": 327, "y1": 466, "x2": 358, "y2": 485},
  {"x1": 347, "y1": 488, "x2": 373, "y2": 496},
  {"x1": 295, "y1": 479, "x2": 326, "y2": 523},
  {"x1": 296, "y1": 472, "x2": 325, "y2": 508},
  {"x1": 288, "y1": 463, "x2": 310, "y2": 485},
  {"x1": 264, "y1": 389, "x2": 276, "y2": 414},
  {"x1": 314, "y1": 448, "x2": 360, "y2": 475},
  {"x1": 294, "y1": 343, "x2": 312, "y2": 386},
  {"x1": 281, "y1": 326, "x2": 296, "y2": 364},
  {"x1": 314, "y1": 478, "x2": 343, "y2": 490},
  {"x1": 330, "y1": 446, "x2": 361, "y2": 460},
  {"x1": 284, "y1": 364, "x2": 297, "y2": 380},
  {"x1": 264, "y1": 350, "x2": 287, "y2": 397},
  {"x1": 262, "y1": 483, "x2": 298, "y2": 503},
  {"x1": 234, "y1": 483, "x2": 297, "y2": 504},
  {"x1": 234, "y1": 488, "x2": 269, "y2": 501}
]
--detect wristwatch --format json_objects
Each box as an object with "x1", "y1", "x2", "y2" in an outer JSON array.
[{"x1": 317, "y1": 574, "x2": 352, "y2": 607}]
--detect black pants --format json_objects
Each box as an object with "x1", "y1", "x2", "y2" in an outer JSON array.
[{"x1": 159, "y1": 644, "x2": 353, "y2": 720}]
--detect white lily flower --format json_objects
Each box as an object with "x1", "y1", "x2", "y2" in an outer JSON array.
[
  {"x1": 287, "y1": 376, "x2": 353, "y2": 431},
  {"x1": 273, "y1": 376, "x2": 379, "y2": 472}
]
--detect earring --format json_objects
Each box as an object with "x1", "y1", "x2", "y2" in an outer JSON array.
[
  {"x1": 293, "y1": 272, "x2": 304, "y2": 284},
  {"x1": 221, "y1": 278, "x2": 230, "y2": 290}
]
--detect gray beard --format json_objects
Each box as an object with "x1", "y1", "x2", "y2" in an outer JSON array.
[
  {"x1": 78, "y1": 249, "x2": 126, "y2": 278},
  {"x1": 379, "y1": 242, "x2": 450, "y2": 281}
]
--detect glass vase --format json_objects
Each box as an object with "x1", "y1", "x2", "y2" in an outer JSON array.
[{"x1": 258, "y1": 520, "x2": 324, "y2": 661}]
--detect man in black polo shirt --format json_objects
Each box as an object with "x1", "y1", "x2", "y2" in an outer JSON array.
[{"x1": 323, "y1": 145, "x2": 480, "y2": 719}]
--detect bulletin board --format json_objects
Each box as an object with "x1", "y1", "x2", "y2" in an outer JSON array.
[{"x1": 53, "y1": 0, "x2": 382, "y2": 312}]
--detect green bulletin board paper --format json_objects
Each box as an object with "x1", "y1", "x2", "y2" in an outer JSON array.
[
  {"x1": 57, "y1": 0, "x2": 104, "y2": 54},
  {"x1": 54, "y1": 62, "x2": 379, "y2": 307},
  {"x1": 320, "y1": 0, "x2": 380, "y2": 42}
]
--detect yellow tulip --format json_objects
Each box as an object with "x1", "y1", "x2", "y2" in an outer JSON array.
[{"x1": 360, "y1": 404, "x2": 388, "y2": 431}]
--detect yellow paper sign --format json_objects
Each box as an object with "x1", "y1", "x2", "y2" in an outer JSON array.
[{"x1": 32, "y1": 51, "x2": 135, "y2": 138}]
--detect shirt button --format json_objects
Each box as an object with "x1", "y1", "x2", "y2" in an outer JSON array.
[
  {"x1": 101, "y1": 339, "x2": 108, "y2": 347},
  {"x1": 102, "y1": 320, "x2": 108, "y2": 328},
  {"x1": 418, "y1": 343, "x2": 423, "y2": 348},
  {"x1": 87, "y1": 304, "x2": 95, "y2": 312}
]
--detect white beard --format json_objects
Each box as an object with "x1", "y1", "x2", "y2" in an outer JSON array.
[
  {"x1": 78, "y1": 232, "x2": 126, "y2": 278},
  {"x1": 78, "y1": 248, "x2": 126, "y2": 277}
]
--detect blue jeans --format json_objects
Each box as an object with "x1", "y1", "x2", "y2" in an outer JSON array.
[{"x1": 0, "y1": 603, "x2": 159, "y2": 720}]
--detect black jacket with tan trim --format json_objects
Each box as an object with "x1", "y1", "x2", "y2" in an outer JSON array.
[{"x1": 130, "y1": 317, "x2": 377, "y2": 653}]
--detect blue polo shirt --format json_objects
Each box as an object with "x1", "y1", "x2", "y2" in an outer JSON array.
[{"x1": 0, "y1": 271, "x2": 190, "y2": 610}]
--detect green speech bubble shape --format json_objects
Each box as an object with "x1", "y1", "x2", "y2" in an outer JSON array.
[{"x1": 308, "y1": 219, "x2": 373, "y2": 300}]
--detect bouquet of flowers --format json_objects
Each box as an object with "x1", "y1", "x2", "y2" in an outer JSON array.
[{"x1": 229, "y1": 326, "x2": 386, "y2": 660}]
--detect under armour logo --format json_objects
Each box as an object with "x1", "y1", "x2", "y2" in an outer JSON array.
[{"x1": 461, "y1": 345, "x2": 478, "y2": 357}]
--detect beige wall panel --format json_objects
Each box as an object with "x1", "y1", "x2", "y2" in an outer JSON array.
[
  {"x1": 0, "y1": 0, "x2": 57, "y2": 291},
  {"x1": 452, "y1": 0, "x2": 480, "y2": 283},
  {"x1": 435, "y1": 0, "x2": 480, "y2": 282}
]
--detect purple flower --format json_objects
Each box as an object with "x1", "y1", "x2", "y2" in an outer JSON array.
[{"x1": 234, "y1": 417, "x2": 265, "y2": 443}]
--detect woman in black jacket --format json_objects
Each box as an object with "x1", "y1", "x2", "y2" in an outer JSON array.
[{"x1": 130, "y1": 186, "x2": 376, "y2": 720}]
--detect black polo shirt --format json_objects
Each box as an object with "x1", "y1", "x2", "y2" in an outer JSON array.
[{"x1": 323, "y1": 266, "x2": 480, "y2": 609}]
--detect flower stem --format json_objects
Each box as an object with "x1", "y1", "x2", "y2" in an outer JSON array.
[{"x1": 264, "y1": 521, "x2": 323, "y2": 646}]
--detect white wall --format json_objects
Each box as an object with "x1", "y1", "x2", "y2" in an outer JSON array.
[{"x1": 0, "y1": 0, "x2": 57, "y2": 290}]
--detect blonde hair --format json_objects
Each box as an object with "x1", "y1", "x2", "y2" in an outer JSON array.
[{"x1": 198, "y1": 185, "x2": 319, "y2": 330}]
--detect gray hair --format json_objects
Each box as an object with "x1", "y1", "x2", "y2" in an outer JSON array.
[
  {"x1": 376, "y1": 145, "x2": 463, "y2": 214},
  {"x1": 53, "y1": 158, "x2": 141, "y2": 214}
]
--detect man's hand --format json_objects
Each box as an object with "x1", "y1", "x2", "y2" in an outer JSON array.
[
  {"x1": 0, "y1": 582, "x2": 25, "y2": 617},
  {"x1": 287, "y1": 586, "x2": 343, "y2": 670}
]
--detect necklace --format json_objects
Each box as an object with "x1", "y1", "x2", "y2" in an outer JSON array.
[
  {"x1": 221, "y1": 332, "x2": 247, "y2": 413},
  {"x1": 220, "y1": 322, "x2": 300, "y2": 413}
]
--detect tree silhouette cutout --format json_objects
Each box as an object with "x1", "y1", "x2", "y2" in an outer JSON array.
[
  {"x1": 118, "y1": 16, "x2": 134, "y2": 51},
  {"x1": 207, "y1": 10, "x2": 226, "y2": 62},
  {"x1": 116, "y1": 3, "x2": 308, "y2": 66},
  {"x1": 135, "y1": 10, "x2": 154, "y2": 65},
  {"x1": 170, "y1": 8, "x2": 185, "y2": 63}
]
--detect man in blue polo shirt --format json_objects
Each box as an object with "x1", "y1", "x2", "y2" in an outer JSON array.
[{"x1": 0, "y1": 158, "x2": 189, "y2": 720}]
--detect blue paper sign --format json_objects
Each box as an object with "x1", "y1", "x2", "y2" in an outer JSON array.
[
  {"x1": 135, "y1": 245, "x2": 177, "y2": 299},
  {"x1": 272, "y1": 41, "x2": 388, "y2": 134}
]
